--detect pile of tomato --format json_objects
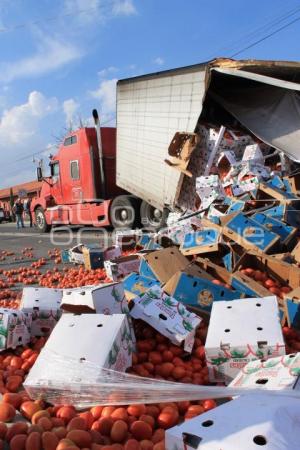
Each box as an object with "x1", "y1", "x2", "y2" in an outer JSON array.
[{"x1": 240, "y1": 267, "x2": 292, "y2": 299}]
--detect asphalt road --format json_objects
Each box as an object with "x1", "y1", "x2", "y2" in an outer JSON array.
[{"x1": 0, "y1": 222, "x2": 113, "y2": 271}]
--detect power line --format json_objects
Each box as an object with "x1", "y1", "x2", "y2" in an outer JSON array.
[
  {"x1": 205, "y1": 4, "x2": 300, "y2": 59},
  {"x1": 230, "y1": 14, "x2": 300, "y2": 57}
]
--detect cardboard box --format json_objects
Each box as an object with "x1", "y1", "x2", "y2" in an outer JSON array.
[
  {"x1": 233, "y1": 251, "x2": 300, "y2": 293},
  {"x1": 25, "y1": 313, "x2": 134, "y2": 387},
  {"x1": 164, "y1": 270, "x2": 243, "y2": 313},
  {"x1": 61, "y1": 282, "x2": 129, "y2": 314},
  {"x1": 292, "y1": 241, "x2": 300, "y2": 264},
  {"x1": 231, "y1": 176, "x2": 259, "y2": 196},
  {"x1": 115, "y1": 230, "x2": 140, "y2": 250},
  {"x1": 103, "y1": 245, "x2": 122, "y2": 261},
  {"x1": 180, "y1": 229, "x2": 220, "y2": 256},
  {"x1": 104, "y1": 255, "x2": 140, "y2": 281},
  {"x1": 252, "y1": 212, "x2": 297, "y2": 248},
  {"x1": 130, "y1": 286, "x2": 201, "y2": 353},
  {"x1": 61, "y1": 249, "x2": 71, "y2": 263},
  {"x1": 242, "y1": 143, "x2": 264, "y2": 163},
  {"x1": 229, "y1": 353, "x2": 300, "y2": 390},
  {"x1": 165, "y1": 394, "x2": 300, "y2": 450},
  {"x1": 222, "y1": 212, "x2": 281, "y2": 254},
  {"x1": 141, "y1": 247, "x2": 189, "y2": 284},
  {"x1": 123, "y1": 273, "x2": 160, "y2": 300},
  {"x1": 20, "y1": 287, "x2": 62, "y2": 336},
  {"x1": 164, "y1": 132, "x2": 199, "y2": 177},
  {"x1": 231, "y1": 272, "x2": 272, "y2": 298},
  {"x1": 69, "y1": 244, "x2": 85, "y2": 264},
  {"x1": 205, "y1": 296, "x2": 285, "y2": 384},
  {"x1": 283, "y1": 287, "x2": 300, "y2": 329},
  {"x1": 0, "y1": 309, "x2": 31, "y2": 351},
  {"x1": 259, "y1": 181, "x2": 298, "y2": 202},
  {"x1": 263, "y1": 203, "x2": 300, "y2": 229},
  {"x1": 285, "y1": 174, "x2": 300, "y2": 194},
  {"x1": 83, "y1": 247, "x2": 105, "y2": 270}
]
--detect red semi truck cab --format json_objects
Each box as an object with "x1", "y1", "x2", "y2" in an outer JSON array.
[{"x1": 31, "y1": 125, "x2": 124, "y2": 232}]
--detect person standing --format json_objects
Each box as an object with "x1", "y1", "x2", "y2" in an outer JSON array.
[
  {"x1": 13, "y1": 198, "x2": 25, "y2": 229},
  {"x1": 25, "y1": 197, "x2": 32, "y2": 227}
]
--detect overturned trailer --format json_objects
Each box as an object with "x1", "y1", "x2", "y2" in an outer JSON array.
[{"x1": 116, "y1": 58, "x2": 300, "y2": 217}]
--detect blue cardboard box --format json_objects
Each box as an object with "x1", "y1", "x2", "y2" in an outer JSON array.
[
  {"x1": 223, "y1": 212, "x2": 280, "y2": 253},
  {"x1": 284, "y1": 288, "x2": 300, "y2": 330},
  {"x1": 180, "y1": 229, "x2": 220, "y2": 256},
  {"x1": 163, "y1": 271, "x2": 243, "y2": 313},
  {"x1": 251, "y1": 212, "x2": 297, "y2": 248},
  {"x1": 123, "y1": 273, "x2": 160, "y2": 299}
]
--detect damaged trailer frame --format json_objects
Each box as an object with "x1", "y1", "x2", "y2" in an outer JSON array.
[{"x1": 116, "y1": 58, "x2": 300, "y2": 214}]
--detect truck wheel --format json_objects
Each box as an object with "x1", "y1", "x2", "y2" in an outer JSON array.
[
  {"x1": 110, "y1": 195, "x2": 141, "y2": 229},
  {"x1": 140, "y1": 201, "x2": 169, "y2": 231},
  {"x1": 35, "y1": 207, "x2": 50, "y2": 232}
]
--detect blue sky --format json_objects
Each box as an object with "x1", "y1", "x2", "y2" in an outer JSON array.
[{"x1": 1, "y1": 0, "x2": 300, "y2": 188}]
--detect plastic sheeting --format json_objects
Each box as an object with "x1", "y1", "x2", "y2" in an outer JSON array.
[
  {"x1": 24, "y1": 348, "x2": 300, "y2": 409},
  {"x1": 210, "y1": 68, "x2": 300, "y2": 162}
]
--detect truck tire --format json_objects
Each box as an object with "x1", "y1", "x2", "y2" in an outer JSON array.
[
  {"x1": 110, "y1": 195, "x2": 141, "y2": 229},
  {"x1": 35, "y1": 207, "x2": 50, "y2": 233},
  {"x1": 140, "y1": 201, "x2": 169, "y2": 231}
]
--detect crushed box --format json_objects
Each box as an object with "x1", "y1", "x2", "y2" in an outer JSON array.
[
  {"x1": 205, "y1": 296, "x2": 285, "y2": 384},
  {"x1": 61, "y1": 282, "x2": 129, "y2": 314},
  {"x1": 180, "y1": 229, "x2": 220, "y2": 256},
  {"x1": 141, "y1": 247, "x2": 189, "y2": 284},
  {"x1": 130, "y1": 286, "x2": 201, "y2": 353},
  {"x1": 20, "y1": 287, "x2": 62, "y2": 336}
]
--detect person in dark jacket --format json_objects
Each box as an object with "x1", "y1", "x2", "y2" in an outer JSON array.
[{"x1": 14, "y1": 198, "x2": 25, "y2": 229}]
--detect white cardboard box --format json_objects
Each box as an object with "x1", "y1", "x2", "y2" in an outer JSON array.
[
  {"x1": 130, "y1": 286, "x2": 201, "y2": 353},
  {"x1": 61, "y1": 282, "x2": 129, "y2": 314},
  {"x1": 242, "y1": 143, "x2": 264, "y2": 164},
  {"x1": 205, "y1": 296, "x2": 285, "y2": 384},
  {"x1": 0, "y1": 309, "x2": 31, "y2": 350},
  {"x1": 104, "y1": 255, "x2": 140, "y2": 281},
  {"x1": 20, "y1": 287, "x2": 62, "y2": 336},
  {"x1": 25, "y1": 313, "x2": 134, "y2": 388},
  {"x1": 229, "y1": 352, "x2": 300, "y2": 391},
  {"x1": 165, "y1": 394, "x2": 300, "y2": 450}
]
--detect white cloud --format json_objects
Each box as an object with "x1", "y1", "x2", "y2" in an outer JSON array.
[
  {"x1": 0, "y1": 91, "x2": 58, "y2": 145},
  {"x1": 63, "y1": 98, "x2": 80, "y2": 127},
  {"x1": 0, "y1": 36, "x2": 82, "y2": 83},
  {"x1": 64, "y1": 0, "x2": 102, "y2": 25},
  {"x1": 98, "y1": 66, "x2": 118, "y2": 78},
  {"x1": 89, "y1": 78, "x2": 117, "y2": 117},
  {"x1": 112, "y1": 0, "x2": 137, "y2": 16},
  {"x1": 153, "y1": 57, "x2": 165, "y2": 66}
]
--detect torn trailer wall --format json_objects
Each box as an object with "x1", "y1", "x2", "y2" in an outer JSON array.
[{"x1": 206, "y1": 60, "x2": 300, "y2": 162}]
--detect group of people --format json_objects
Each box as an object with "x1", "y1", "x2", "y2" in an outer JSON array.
[{"x1": 13, "y1": 197, "x2": 32, "y2": 229}]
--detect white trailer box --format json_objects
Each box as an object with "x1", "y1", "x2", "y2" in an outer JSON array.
[
  {"x1": 205, "y1": 296, "x2": 285, "y2": 384},
  {"x1": 20, "y1": 287, "x2": 62, "y2": 336},
  {"x1": 165, "y1": 394, "x2": 300, "y2": 450}
]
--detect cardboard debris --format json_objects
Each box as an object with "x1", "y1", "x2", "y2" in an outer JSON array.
[
  {"x1": 165, "y1": 394, "x2": 300, "y2": 450},
  {"x1": 164, "y1": 132, "x2": 199, "y2": 177},
  {"x1": 61, "y1": 282, "x2": 128, "y2": 314},
  {"x1": 130, "y1": 286, "x2": 201, "y2": 353},
  {"x1": 20, "y1": 287, "x2": 62, "y2": 336},
  {"x1": 205, "y1": 296, "x2": 285, "y2": 384}
]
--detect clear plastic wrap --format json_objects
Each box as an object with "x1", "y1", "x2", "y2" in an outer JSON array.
[{"x1": 24, "y1": 349, "x2": 300, "y2": 408}]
